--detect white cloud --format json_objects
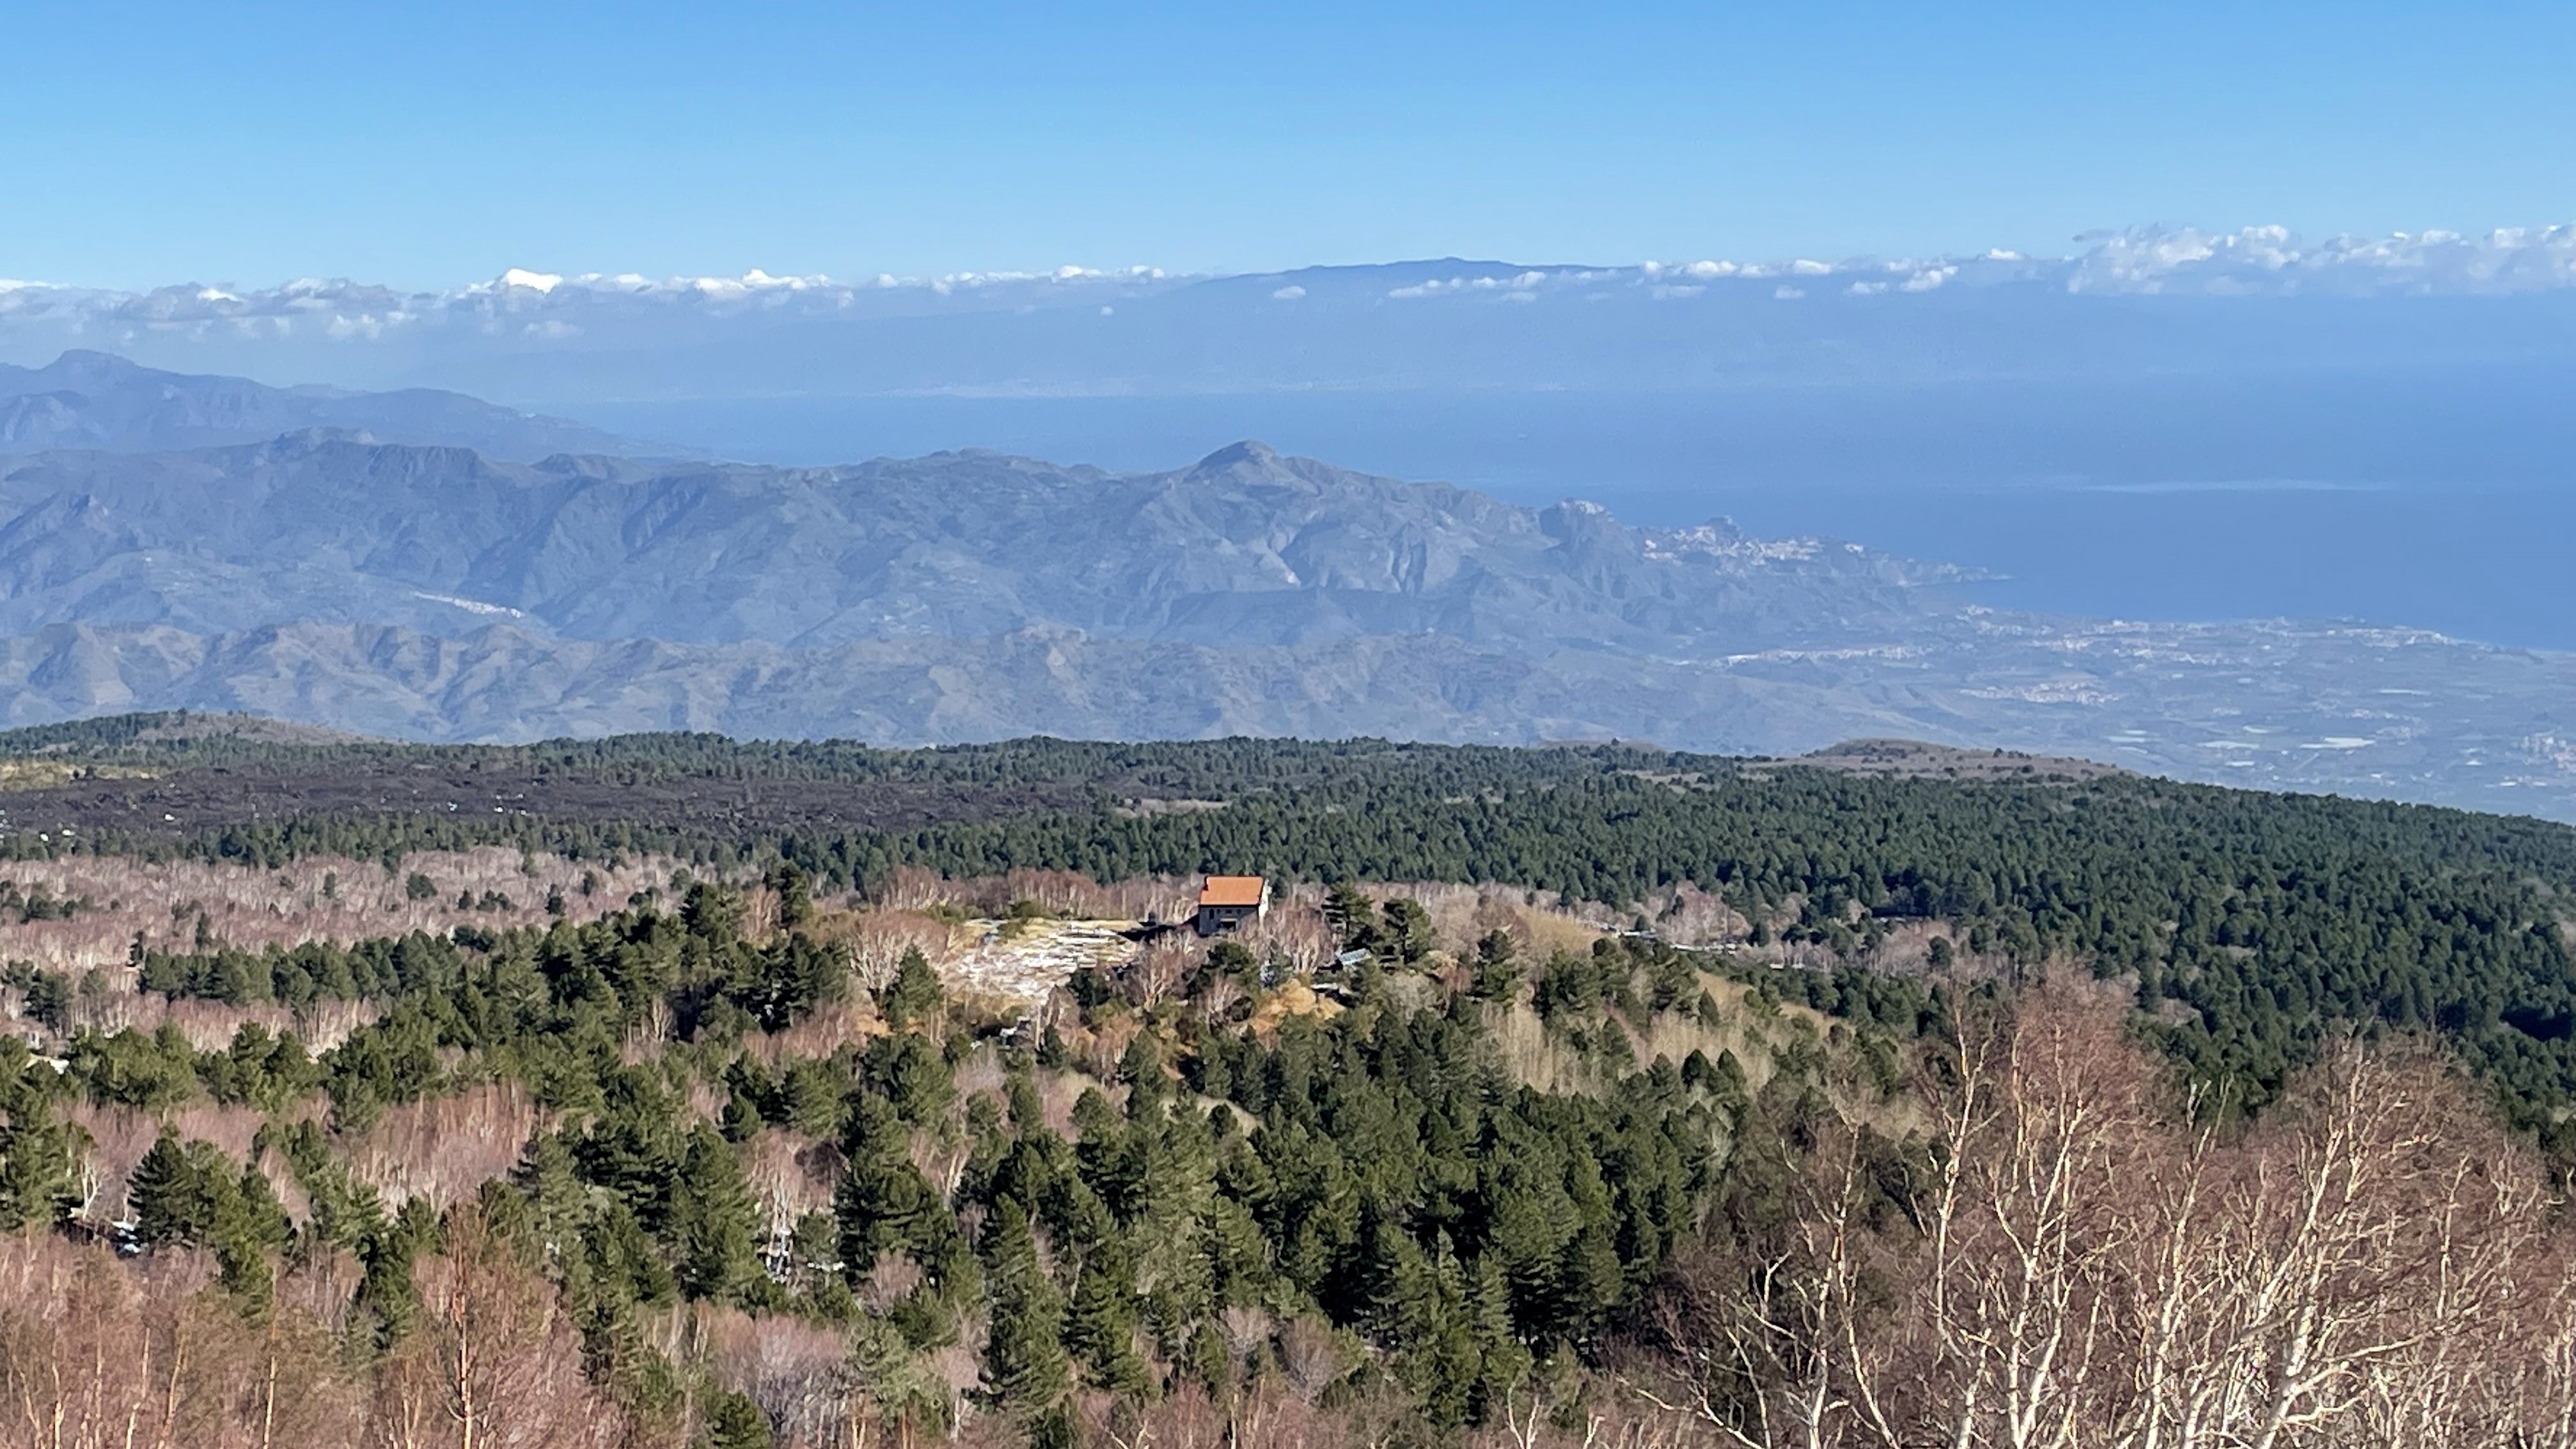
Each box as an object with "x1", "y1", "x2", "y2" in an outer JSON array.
[
  {"x1": 1389, "y1": 271, "x2": 1547, "y2": 300},
  {"x1": 1846, "y1": 280, "x2": 1888, "y2": 296},
  {"x1": 4, "y1": 222, "x2": 2568, "y2": 369},
  {"x1": 2066, "y1": 222, "x2": 2576, "y2": 295},
  {"x1": 686, "y1": 268, "x2": 827, "y2": 296}
]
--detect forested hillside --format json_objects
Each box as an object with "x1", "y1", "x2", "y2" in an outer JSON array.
[
  {"x1": 0, "y1": 723, "x2": 2573, "y2": 1446},
  {"x1": 0, "y1": 873, "x2": 1829, "y2": 1446},
  {"x1": 8, "y1": 723, "x2": 2573, "y2": 1130}
]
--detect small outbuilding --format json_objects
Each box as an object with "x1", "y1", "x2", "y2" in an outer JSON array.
[{"x1": 1195, "y1": 875, "x2": 1269, "y2": 937}]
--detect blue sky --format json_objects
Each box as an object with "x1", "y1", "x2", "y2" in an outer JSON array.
[{"x1": 5, "y1": 0, "x2": 2571, "y2": 289}]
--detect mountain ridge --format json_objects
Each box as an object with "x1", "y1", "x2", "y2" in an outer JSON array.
[
  {"x1": 0, "y1": 349, "x2": 677, "y2": 459},
  {"x1": 0, "y1": 427, "x2": 1963, "y2": 654},
  {"x1": 0, "y1": 359, "x2": 2564, "y2": 821}
]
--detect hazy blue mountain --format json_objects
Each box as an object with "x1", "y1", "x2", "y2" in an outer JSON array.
[
  {"x1": 0, "y1": 351, "x2": 670, "y2": 459},
  {"x1": 0, "y1": 430, "x2": 1966, "y2": 648},
  {"x1": 0, "y1": 406, "x2": 2566, "y2": 821},
  {"x1": 9, "y1": 236, "x2": 2568, "y2": 669}
]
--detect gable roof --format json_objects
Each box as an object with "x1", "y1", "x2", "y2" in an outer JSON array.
[{"x1": 1197, "y1": 875, "x2": 1267, "y2": 908}]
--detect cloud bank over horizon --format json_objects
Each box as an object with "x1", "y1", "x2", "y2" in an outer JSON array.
[
  {"x1": 5, "y1": 222, "x2": 2574, "y2": 353},
  {"x1": 6, "y1": 222, "x2": 2574, "y2": 495}
]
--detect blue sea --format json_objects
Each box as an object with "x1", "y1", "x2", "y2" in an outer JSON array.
[{"x1": 569, "y1": 362, "x2": 2576, "y2": 652}]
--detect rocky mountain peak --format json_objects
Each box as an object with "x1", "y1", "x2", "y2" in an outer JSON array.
[
  {"x1": 22, "y1": 349, "x2": 151, "y2": 388},
  {"x1": 1188, "y1": 440, "x2": 1283, "y2": 472}
]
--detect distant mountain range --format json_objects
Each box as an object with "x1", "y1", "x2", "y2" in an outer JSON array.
[
  {"x1": 0, "y1": 355, "x2": 2566, "y2": 821},
  {"x1": 0, "y1": 426, "x2": 1963, "y2": 648},
  {"x1": 6, "y1": 227, "x2": 2572, "y2": 411},
  {"x1": 0, "y1": 350, "x2": 666, "y2": 459}
]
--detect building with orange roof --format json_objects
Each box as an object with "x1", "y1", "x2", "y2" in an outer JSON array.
[{"x1": 1194, "y1": 874, "x2": 1269, "y2": 937}]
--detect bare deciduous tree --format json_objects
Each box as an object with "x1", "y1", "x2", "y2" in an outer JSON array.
[{"x1": 1624, "y1": 983, "x2": 2576, "y2": 1449}]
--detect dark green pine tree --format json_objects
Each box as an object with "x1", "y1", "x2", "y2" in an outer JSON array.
[
  {"x1": 979, "y1": 1200, "x2": 1070, "y2": 1413},
  {"x1": 1119, "y1": 1032, "x2": 1168, "y2": 1121},
  {"x1": 670, "y1": 1124, "x2": 762, "y2": 1301},
  {"x1": 881, "y1": 946, "x2": 942, "y2": 1032},
  {"x1": 1480, "y1": 1157, "x2": 1577, "y2": 1338},
  {"x1": 1552, "y1": 1222, "x2": 1626, "y2": 1344},
  {"x1": 473, "y1": 1176, "x2": 540, "y2": 1254},
  {"x1": 233, "y1": 1163, "x2": 294, "y2": 1250},
  {"x1": 765, "y1": 861, "x2": 815, "y2": 933},
  {"x1": 575, "y1": 1071, "x2": 691, "y2": 1229},
  {"x1": 1203, "y1": 1196, "x2": 1275, "y2": 1308},
  {"x1": 777, "y1": 1059, "x2": 843, "y2": 1137},
  {"x1": 199, "y1": 1159, "x2": 287, "y2": 1320},
  {"x1": 718, "y1": 1090, "x2": 762, "y2": 1147},
  {"x1": 213, "y1": 1216, "x2": 275, "y2": 1324},
  {"x1": 510, "y1": 1132, "x2": 590, "y2": 1265},
  {"x1": 867, "y1": 1032, "x2": 955, "y2": 1126},
  {"x1": 0, "y1": 1110, "x2": 80, "y2": 1230},
  {"x1": 129, "y1": 1132, "x2": 213, "y2": 1248},
  {"x1": 1472, "y1": 929, "x2": 1522, "y2": 1001},
  {"x1": 1059, "y1": 1189, "x2": 1149, "y2": 1396},
  {"x1": 1325, "y1": 883, "x2": 1377, "y2": 952},
  {"x1": 681, "y1": 881, "x2": 747, "y2": 942},
  {"x1": 1383, "y1": 898, "x2": 1437, "y2": 965},
  {"x1": 1183, "y1": 1319, "x2": 1231, "y2": 1401},
  {"x1": 570, "y1": 1264, "x2": 684, "y2": 1425},
  {"x1": 1027, "y1": 1404, "x2": 1078, "y2": 1449},
  {"x1": 585, "y1": 1199, "x2": 680, "y2": 1308},
  {"x1": 1379, "y1": 1230, "x2": 1485, "y2": 1429},
  {"x1": 836, "y1": 1098, "x2": 940, "y2": 1272},
  {"x1": 702, "y1": 1389, "x2": 775, "y2": 1449},
  {"x1": 356, "y1": 1199, "x2": 441, "y2": 1349},
  {"x1": 1363, "y1": 1213, "x2": 1434, "y2": 1346},
  {"x1": 1069, "y1": 1090, "x2": 1146, "y2": 1218},
  {"x1": 1464, "y1": 1251, "x2": 1529, "y2": 1423}
]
